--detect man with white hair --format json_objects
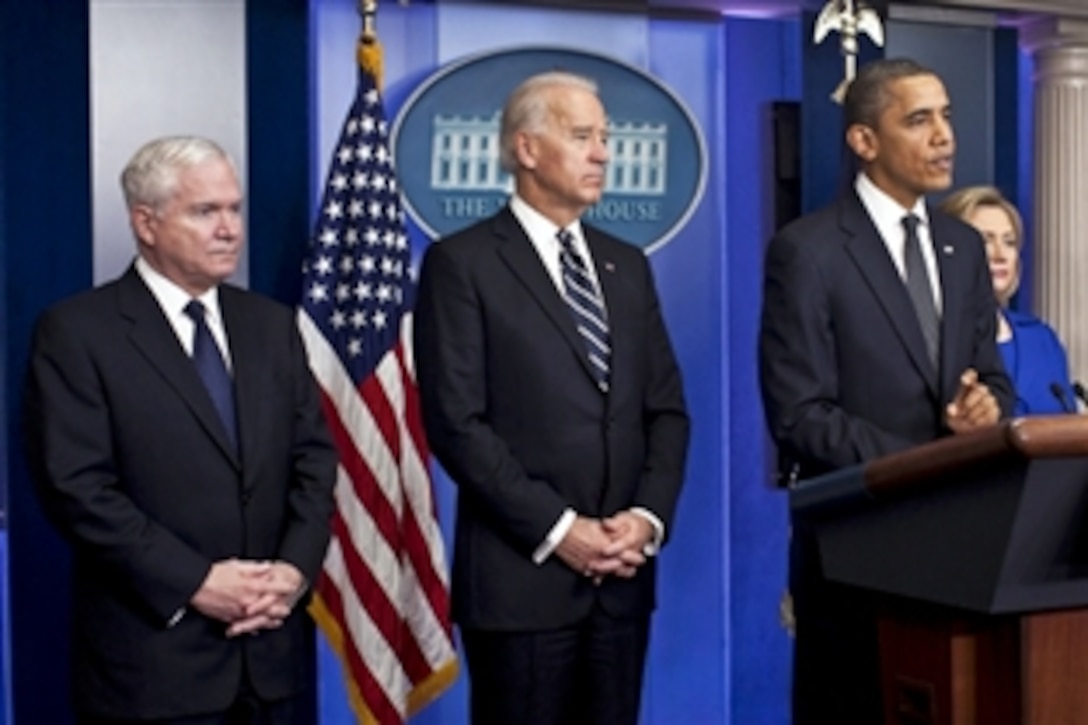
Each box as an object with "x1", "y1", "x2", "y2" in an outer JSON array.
[
  {"x1": 24, "y1": 135, "x2": 336, "y2": 724},
  {"x1": 415, "y1": 71, "x2": 690, "y2": 725}
]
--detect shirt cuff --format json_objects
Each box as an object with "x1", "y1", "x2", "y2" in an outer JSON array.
[
  {"x1": 167, "y1": 607, "x2": 186, "y2": 628},
  {"x1": 629, "y1": 507, "x2": 665, "y2": 557},
  {"x1": 532, "y1": 508, "x2": 576, "y2": 564}
]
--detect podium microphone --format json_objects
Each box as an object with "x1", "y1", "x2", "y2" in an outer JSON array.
[
  {"x1": 1050, "y1": 382, "x2": 1074, "y2": 413},
  {"x1": 1073, "y1": 381, "x2": 1088, "y2": 410}
]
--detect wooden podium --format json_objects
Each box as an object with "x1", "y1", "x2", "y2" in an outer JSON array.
[{"x1": 790, "y1": 416, "x2": 1088, "y2": 725}]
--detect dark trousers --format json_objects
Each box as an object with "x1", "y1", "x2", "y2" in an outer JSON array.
[
  {"x1": 461, "y1": 605, "x2": 650, "y2": 725},
  {"x1": 790, "y1": 521, "x2": 883, "y2": 725},
  {"x1": 77, "y1": 684, "x2": 308, "y2": 725}
]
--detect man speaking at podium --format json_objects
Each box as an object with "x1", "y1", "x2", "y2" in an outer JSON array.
[{"x1": 758, "y1": 59, "x2": 1014, "y2": 723}]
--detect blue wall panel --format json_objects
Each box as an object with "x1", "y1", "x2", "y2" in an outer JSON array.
[
  {"x1": 248, "y1": 0, "x2": 312, "y2": 305},
  {"x1": 644, "y1": 16, "x2": 728, "y2": 725},
  {"x1": 887, "y1": 20, "x2": 996, "y2": 194},
  {"x1": 2, "y1": 3, "x2": 92, "y2": 723},
  {"x1": 0, "y1": 5, "x2": 8, "y2": 723},
  {"x1": 724, "y1": 17, "x2": 798, "y2": 725}
]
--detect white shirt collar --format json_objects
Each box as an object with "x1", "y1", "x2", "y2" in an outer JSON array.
[
  {"x1": 853, "y1": 172, "x2": 943, "y2": 312},
  {"x1": 135, "y1": 255, "x2": 223, "y2": 324},
  {"x1": 507, "y1": 194, "x2": 600, "y2": 293},
  {"x1": 855, "y1": 171, "x2": 929, "y2": 231},
  {"x1": 509, "y1": 194, "x2": 587, "y2": 248}
]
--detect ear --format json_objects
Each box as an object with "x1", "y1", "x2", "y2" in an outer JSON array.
[
  {"x1": 130, "y1": 205, "x2": 157, "y2": 247},
  {"x1": 513, "y1": 130, "x2": 539, "y2": 170},
  {"x1": 845, "y1": 123, "x2": 878, "y2": 163}
]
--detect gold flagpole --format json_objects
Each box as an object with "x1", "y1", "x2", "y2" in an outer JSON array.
[{"x1": 356, "y1": 0, "x2": 382, "y2": 89}]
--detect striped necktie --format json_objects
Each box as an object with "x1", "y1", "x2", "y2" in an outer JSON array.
[
  {"x1": 184, "y1": 299, "x2": 238, "y2": 450},
  {"x1": 557, "y1": 228, "x2": 611, "y2": 391}
]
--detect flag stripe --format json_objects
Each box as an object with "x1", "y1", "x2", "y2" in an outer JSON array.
[
  {"x1": 308, "y1": 328, "x2": 448, "y2": 627},
  {"x1": 330, "y1": 506, "x2": 432, "y2": 686},
  {"x1": 317, "y1": 385, "x2": 402, "y2": 561},
  {"x1": 317, "y1": 539, "x2": 405, "y2": 723},
  {"x1": 299, "y1": 55, "x2": 457, "y2": 725},
  {"x1": 307, "y1": 330, "x2": 441, "y2": 681}
]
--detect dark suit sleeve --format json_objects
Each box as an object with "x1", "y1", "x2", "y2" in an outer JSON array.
[
  {"x1": 274, "y1": 317, "x2": 337, "y2": 583},
  {"x1": 23, "y1": 309, "x2": 211, "y2": 622},
  {"x1": 629, "y1": 255, "x2": 689, "y2": 534},
  {"x1": 414, "y1": 241, "x2": 571, "y2": 551},
  {"x1": 759, "y1": 230, "x2": 918, "y2": 470}
]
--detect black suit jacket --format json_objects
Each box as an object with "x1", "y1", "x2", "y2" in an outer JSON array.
[
  {"x1": 414, "y1": 206, "x2": 689, "y2": 631},
  {"x1": 23, "y1": 266, "x2": 336, "y2": 719},
  {"x1": 759, "y1": 189, "x2": 1014, "y2": 477}
]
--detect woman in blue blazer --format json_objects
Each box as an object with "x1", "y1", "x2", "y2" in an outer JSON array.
[{"x1": 942, "y1": 186, "x2": 1076, "y2": 414}]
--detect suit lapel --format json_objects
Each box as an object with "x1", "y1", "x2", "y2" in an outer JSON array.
[
  {"x1": 118, "y1": 267, "x2": 240, "y2": 467},
  {"x1": 930, "y1": 209, "x2": 964, "y2": 398},
  {"x1": 221, "y1": 287, "x2": 262, "y2": 485},
  {"x1": 840, "y1": 193, "x2": 939, "y2": 395},
  {"x1": 494, "y1": 208, "x2": 600, "y2": 384}
]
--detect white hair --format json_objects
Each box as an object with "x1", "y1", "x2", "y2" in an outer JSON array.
[
  {"x1": 498, "y1": 71, "x2": 599, "y2": 172},
  {"x1": 121, "y1": 136, "x2": 236, "y2": 211}
]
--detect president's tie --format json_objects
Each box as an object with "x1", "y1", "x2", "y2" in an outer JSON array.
[
  {"x1": 902, "y1": 214, "x2": 940, "y2": 370},
  {"x1": 557, "y1": 229, "x2": 611, "y2": 391},
  {"x1": 184, "y1": 299, "x2": 238, "y2": 450}
]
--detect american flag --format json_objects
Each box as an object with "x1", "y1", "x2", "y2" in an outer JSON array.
[{"x1": 297, "y1": 55, "x2": 458, "y2": 724}]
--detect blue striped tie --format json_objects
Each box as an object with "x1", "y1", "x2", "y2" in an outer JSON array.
[
  {"x1": 184, "y1": 300, "x2": 238, "y2": 450},
  {"x1": 557, "y1": 229, "x2": 611, "y2": 391}
]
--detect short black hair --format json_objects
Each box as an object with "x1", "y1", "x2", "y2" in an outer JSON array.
[{"x1": 843, "y1": 58, "x2": 940, "y2": 129}]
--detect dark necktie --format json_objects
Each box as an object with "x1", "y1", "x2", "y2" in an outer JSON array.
[
  {"x1": 184, "y1": 300, "x2": 238, "y2": 450},
  {"x1": 557, "y1": 229, "x2": 611, "y2": 391},
  {"x1": 902, "y1": 214, "x2": 940, "y2": 369}
]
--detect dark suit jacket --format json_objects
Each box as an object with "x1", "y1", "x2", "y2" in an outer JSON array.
[
  {"x1": 23, "y1": 265, "x2": 336, "y2": 719},
  {"x1": 759, "y1": 189, "x2": 1014, "y2": 477},
  {"x1": 759, "y1": 189, "x2": 1015, "y2": 723},
  {"x1": 414, "y1": 206, "x2": 689, "y2": 631}
]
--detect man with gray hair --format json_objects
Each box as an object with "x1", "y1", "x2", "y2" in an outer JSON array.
[
  {"x1": 24, "y1": 135, "x2": 336, "y2": 723},
  {"x1": 415, "y1": 71, "x2": 690, "y2": 724}
]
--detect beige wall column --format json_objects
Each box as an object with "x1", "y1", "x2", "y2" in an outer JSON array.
[{"x1": 1024, "y1": 18, "x2": 1088, "y2": 386}]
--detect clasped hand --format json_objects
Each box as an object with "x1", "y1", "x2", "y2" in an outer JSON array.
[
  {"x1": 555, "y1": 512, "x2": 654, "y2": 584},
  {"x1": 190, "y1": 558, "x2": 305, "y2": 638}
]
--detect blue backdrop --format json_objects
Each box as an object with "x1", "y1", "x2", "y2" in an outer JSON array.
[{"x1": 0, "y1": 2, "x2": 1025, "y2": 723}]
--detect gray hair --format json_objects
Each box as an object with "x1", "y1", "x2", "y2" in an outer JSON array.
[
  {"x1": 121, "y1": 136, "x2": 235, "y2": 211},
  {"x1": 498, "y1": 71, "x2": 599, "y2": 172}
]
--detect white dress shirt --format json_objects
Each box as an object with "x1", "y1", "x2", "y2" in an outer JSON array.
[
  {"x1": 507, "y1": 196, "x2": 664, "y2": 565},
  {"x1": 135, "y1": 256, "x2": 233, "y2": 370},
  {"x1": 855, "y1": 172, "x2": 943, "y2": 314}
]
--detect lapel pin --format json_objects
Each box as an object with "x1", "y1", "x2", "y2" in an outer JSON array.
[
  {"x1": 942, "y1": 245, "x2": 954, "y2": 255},
  {"x1": 605, "y1": 261, "x2": 616, "y2": 272}
]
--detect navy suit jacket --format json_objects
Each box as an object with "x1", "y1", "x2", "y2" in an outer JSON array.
[
  {"x1": 414, "y1": 206, "x2": 689, "y2": 631},
  {"x1": 23, "y1": 265, "x2": 336, "y2": 719},
  {"x1": 759, "y1": 189, "x2": 1015, "y2": 478}
]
